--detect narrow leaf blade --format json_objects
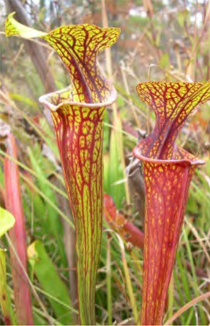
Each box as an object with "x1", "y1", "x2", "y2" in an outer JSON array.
[{"x1": 0, "y1": 249, "x2": 16, "y2": 325}]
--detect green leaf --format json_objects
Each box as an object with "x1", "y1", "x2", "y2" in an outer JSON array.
[
  {"x1": 10, "y1": 93, "x2": 39, "y2": 111},
  {"x1": 177, "y1": 9, "x2": 189, "y2": 28},
  {"x1": 27, "y1": 146, "x2": 66, "y2": 266},
  {"x1": 0, "y1": 249, "x2": 16, "y2": 325},
  {"x1": 0, "y1": 207, "x2": 15, "y2": 238},
  {"x1": 159, "y1": 53, "x2": 170, "y2": 69},
  {"x1": 28, "y1": 241, "x2": 76, "y2": 325},
  {"x1": 104, "y1": 127, "x2": 125, "y2": 208}
]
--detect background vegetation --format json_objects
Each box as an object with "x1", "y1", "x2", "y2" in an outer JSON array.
[{"x1": 0, "y1": 0, "x2": 210, "y2": 324}]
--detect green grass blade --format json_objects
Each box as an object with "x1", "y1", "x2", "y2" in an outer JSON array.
[{"x1": 0, "y1": 249, "x2": 16, "y2": 325}]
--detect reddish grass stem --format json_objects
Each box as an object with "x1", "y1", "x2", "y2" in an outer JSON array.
[{"x1": 4, "y1": 134, "x2": 33, "y2": 325}]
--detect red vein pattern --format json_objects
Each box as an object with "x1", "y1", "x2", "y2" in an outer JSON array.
[
  {"x1": 45, "y1": 25, "x2": 119, "y2": 103},
  {"x1": 141, "y1": 161, "x2": 195, "y2": 325},
  {"x1": 5, "y1": 13, "x2": 120, "y2": 104},
  {"x1": 5, "y1": 14, "x2": 120, "y2": 325},
  {"x1": 137, "y1": 81, "x2": 210, "y2": 159},
  {"x1": 50, "y1": 104, "x2": 105, "y2": 324},
  {"x1": 133, "y1": 81, "x2": 210, "y2": 325}
]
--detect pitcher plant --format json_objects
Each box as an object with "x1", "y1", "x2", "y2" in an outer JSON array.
[
  {"x1": 5, "y1": 13, "x2": 120, "y2": 325},
  {"x1": 133, "y1": 81, "x2": 210, "y2": 325}
]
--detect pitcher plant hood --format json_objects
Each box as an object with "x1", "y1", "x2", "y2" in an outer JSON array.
[{"x1": 5, "y1": 12, "x2": 120, "y2": 104}]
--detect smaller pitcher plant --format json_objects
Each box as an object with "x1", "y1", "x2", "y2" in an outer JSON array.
[
  {"x1": 133, "y1": 81, "x2": 210, "y2": 325},
  {"x1": 5, "y1": 13, "x2": 120, "y2": 325}
]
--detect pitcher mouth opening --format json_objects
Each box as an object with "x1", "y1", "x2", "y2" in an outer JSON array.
[
  {"x1": 39, "y1": 84, "x2": 117, "y2": 111},
  {"x1": 133, "y1": 146, "x2": 205, "y2": 167}
]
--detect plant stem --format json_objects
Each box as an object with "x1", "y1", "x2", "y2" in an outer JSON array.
[
  {"x1": 4, "y1": 134, "x2": 33, "y2": 325},
  {"x1": 106, "y1": 237, "x2": 112, "y2": 325}
]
